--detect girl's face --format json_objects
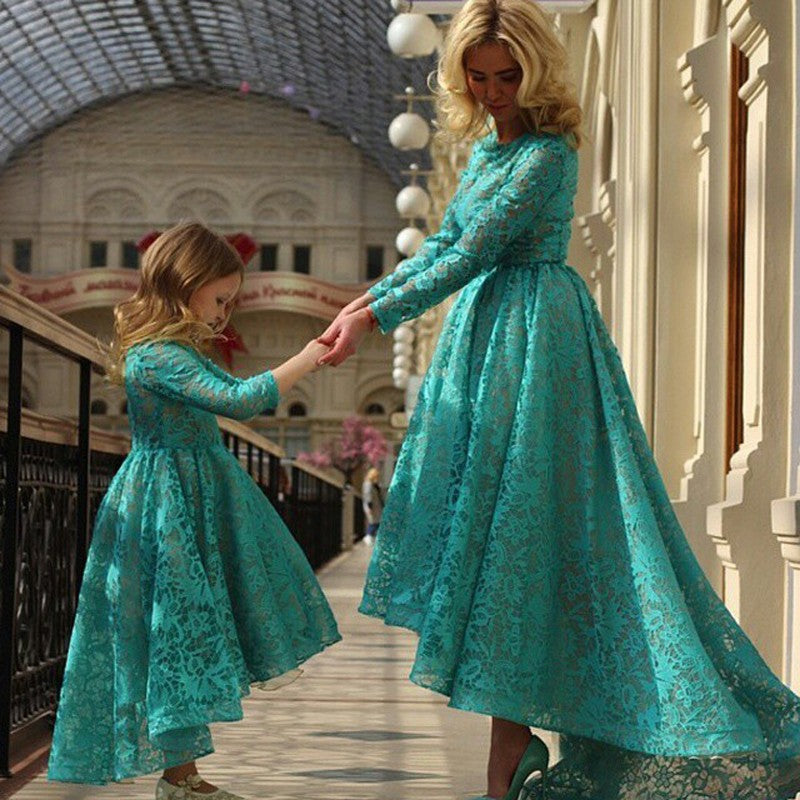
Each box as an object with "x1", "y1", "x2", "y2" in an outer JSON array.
[
  {"x1": 465, "y1": 41, "x2": 523, "y2": 125},
  {"x1": 188, "y1": 272, "x2": 242, "y2": 332}
]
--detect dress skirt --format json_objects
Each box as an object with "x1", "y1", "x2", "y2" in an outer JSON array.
[
  {"x1": 360, "y1": 260, "x2": 800, "y2": 799},
  {"x1": 48, "y1": 441, "x2": 340, "y2": 784}
]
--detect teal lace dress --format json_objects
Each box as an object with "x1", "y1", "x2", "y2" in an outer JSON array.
[
  {"x1": 359, "y1": 130, "x2": 800, "y2": 799},
  {"x1": 48, "y1": 341, "x2": 340, "y2": 784}
]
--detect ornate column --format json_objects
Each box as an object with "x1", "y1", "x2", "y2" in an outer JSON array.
[
  {"x1": 666, "y1": 1, "x2": 729, "y2": 588},
  {"x1": 770, "y1": 0, "x2": 800, "y2": 690},
  {"x1": 704, "y1": 0, "x2": 793, "y2": 672},
  {"x1": 613, "y1": 0, "x2": 659, "y2": 435}
]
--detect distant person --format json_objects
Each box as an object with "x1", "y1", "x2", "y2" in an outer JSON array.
[
  {"x1": 361, "y1": 466, "x2": 384, "y2": 543},
  {"x1": 47, "y1": 222, "x2": 340, "y2": 799}
]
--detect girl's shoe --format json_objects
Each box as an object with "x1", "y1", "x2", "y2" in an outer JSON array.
[
  {"x1": 156, "y1": 775, "x2": 246, "y2": 800},
  {"x1": 471, "y1": 734, "x2": 549, "y2": 800}
]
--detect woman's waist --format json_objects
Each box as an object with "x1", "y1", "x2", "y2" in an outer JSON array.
[{"x1": 494, "y1": 255, "x2": 570, "y2": 272}]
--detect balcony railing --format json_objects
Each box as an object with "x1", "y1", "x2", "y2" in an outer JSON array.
[{"x1": 0, "y1": 286, "x2": 357, "y2": 777}]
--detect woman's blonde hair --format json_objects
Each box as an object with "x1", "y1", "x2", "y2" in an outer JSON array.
[
  {"x1": 107, "y1": 222, "x2": 244, "y2": 382},
  {"x1": 436, "y1": 0, "x2": 583, "y2": 146}
]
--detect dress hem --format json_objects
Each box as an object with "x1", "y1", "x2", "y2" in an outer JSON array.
[
  {"x1": 47, "y1": 634, "x2": 342, "y2": 786},
  {"x1": 359, "y1": 602, "x2": 770, "y2": 761}
]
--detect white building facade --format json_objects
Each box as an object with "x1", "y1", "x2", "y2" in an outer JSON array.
[{"x1": 0, "y1": 88, "x2": 406, "y2": 458}]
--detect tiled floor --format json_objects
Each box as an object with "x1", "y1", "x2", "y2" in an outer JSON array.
[{"x1": 12, "y1": 542, "x2": 555, "y2": 800}]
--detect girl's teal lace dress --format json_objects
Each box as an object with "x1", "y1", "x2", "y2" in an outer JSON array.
[
  {"x1": 48, "y1": 341, "x2": 340, "y2": 784},
  {"x1": 359, "y1": 130, "x2": 800, "y2": 798}
]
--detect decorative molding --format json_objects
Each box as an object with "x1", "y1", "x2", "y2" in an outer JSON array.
[
  {"x1": 85, "y1": 187, "x2": 146, "y2": 221},
  {"x1": 253, "y1": 189, "x2": 317, "y2": 224},
  {"x1": 168, "y1": 188, "x2": 231, "y2": 223},
  {"x1": 3, "y1": 265, "x2": 372, "y2": 321},
  {"x1": 723, "y1": 0, "x2": 767, "y2": 54}
]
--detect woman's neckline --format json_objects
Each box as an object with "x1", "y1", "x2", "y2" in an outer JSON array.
[{"x1": 482, "y1": 128, "x2": 535, "y2": 151}]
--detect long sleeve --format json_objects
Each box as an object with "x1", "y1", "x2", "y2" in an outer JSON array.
[
  {"x1": 368, "y1": 169, "x2": 470, "y2": 301},
  {"x1": 129, "y1": 341, "x2": 280, "y2": 420},
  {"x1": 370, "y1": 139, "x2": 568, "y2": 333}
]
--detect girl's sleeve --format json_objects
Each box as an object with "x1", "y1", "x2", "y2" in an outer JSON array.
[
  {"x1": 131, "y1": 341, "x2": 279, "y2": 420},
  {"x1": 368, "y1": 165, "x2": 472, "y2": 301},
  {"x1": 369, "y1": 141, "x2": 567, "y2": 333}
]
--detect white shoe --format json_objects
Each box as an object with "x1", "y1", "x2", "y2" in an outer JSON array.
[{"x1": 156, "y1": 776, "x2": 246, "y2": 799}]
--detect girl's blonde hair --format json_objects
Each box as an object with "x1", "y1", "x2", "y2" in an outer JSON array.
[
  {"x1": 107, "y1": 222, "x2": 244, "y2": 382},
  {"x1": 436, "y1": 0, "x2": 583, "y2": 146}
]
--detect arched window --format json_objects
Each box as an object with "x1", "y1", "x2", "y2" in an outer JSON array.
[
  {"x1": 365, "y1": 403, "x2": 385, "y2": 416},
  {"x1": 288, "y1": 402, "x2": 307, "y2": 417},
  {"x1": 394, "y1": 404, "x2": 406, "y2": 414},
  {"x1": 120, "y1": 401, "x2": 128, "y2": 415},
  {"x1": 90, "y1": 399, "x2": 107, "y2": 415}
]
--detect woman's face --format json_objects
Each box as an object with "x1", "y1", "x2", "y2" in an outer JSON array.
[
  {"x1": 188, "y1": 272, "x2": 242, "y2": 332},
  {"x1": 465, "y1": 40, "x2": 523, "y2": 125}
]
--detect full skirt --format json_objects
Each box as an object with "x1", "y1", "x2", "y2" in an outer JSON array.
[
  {"x1": 48, "y1": 443, "x2": 340, "y2": 784},
  {"x1": 360, "y1": 261, "x2": 800, "y2": 799}
]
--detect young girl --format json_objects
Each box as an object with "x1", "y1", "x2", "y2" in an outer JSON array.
[{"x1": 47, "y1": 222, "x2": 341, "y2": 799}]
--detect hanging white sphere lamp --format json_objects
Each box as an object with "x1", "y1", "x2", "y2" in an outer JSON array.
[
  {"x1": 393, "y1": 340, "x2": 413, "y2": 357},
  {"x1": 396, "y1": 184, "x2": 432, "y2": 217},
  {"x1": 393, "y1": 354, "x2": 411, "y2": 370},
  {"x1": 387, "y1": 13, "x2": 440, "y2": 58},
  {"x1": 396, "y1": 226, "x2": 426, "y2": 256},
  {"x1": 392, "y1": 367, "x2": 410, "y2": 388},
  {"x1": 389, "y1": 112, "x2": 430, "y2": 150},
  {"x1": 393, "y1": 324, "x2": 415, "y2": 345}
]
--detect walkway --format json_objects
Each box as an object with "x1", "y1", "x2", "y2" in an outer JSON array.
[{"x1": 10, "y1": 542, "x2": 557, "y2": 800}]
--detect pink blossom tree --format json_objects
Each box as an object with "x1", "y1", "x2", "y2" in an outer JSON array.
[{"x1": 297, "y1": 415, "x2": 388, "y2": 484}]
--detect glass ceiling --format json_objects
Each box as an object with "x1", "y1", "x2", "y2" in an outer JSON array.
[{"x1": 0, "y1": 0, "x2": 437, "y2": 182}]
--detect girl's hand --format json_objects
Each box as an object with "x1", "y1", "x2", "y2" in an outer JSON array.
[
  {"x1": 317, "y1": 308, "x2": 373, "y2": 367},
  {"x1": 318, "y1": 293, "x2": 376, "y2": 346},
  {"x1": 300, "y1": 339, "x2": 331, "y2": 371}
]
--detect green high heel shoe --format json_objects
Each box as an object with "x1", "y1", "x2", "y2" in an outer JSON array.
[{"x1": 472, "y1": 734, "x2": 549, "y2": 800}]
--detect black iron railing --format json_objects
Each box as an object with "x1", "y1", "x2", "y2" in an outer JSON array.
[
  {"x1": 0, "y1": 291, "x2": 107, "y2": 778},
  {"x1": 0, "y1": 287, "x2": 354, "y2": 778},
  {"x1": 0, "y1": 434, "x2": 125, "y2": 768},
  {"x1": 283, "y1": 465, "x2": 343, "y2": 570},
  {"x1": 221, "y1": 423, "x2": 347, "y2": 569}
]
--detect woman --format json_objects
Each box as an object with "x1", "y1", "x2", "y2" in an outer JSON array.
[{"x1": 318, "y1": 1, "x2": 800, "y2": 798}]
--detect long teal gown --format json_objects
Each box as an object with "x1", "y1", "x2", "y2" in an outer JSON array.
[
  {"x1": 359, "y1": 129, "x2": 800, "y2": 799},
  {"x1": 48, "y1": 341, "x2": 340, "y2": 784}
]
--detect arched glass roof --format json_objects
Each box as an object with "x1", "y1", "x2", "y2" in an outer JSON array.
[{"x1": 0, "y1": 0, "x2": 437, "y2": 182}]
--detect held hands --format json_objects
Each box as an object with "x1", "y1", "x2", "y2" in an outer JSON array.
[
  {"x1": 300, "y1": 339, "x2": 332, "y2": 372},
  {"x1": 316, "y1": 293, "x2": 377, "y2": 368}
]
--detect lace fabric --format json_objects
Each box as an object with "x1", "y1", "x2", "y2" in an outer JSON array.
[
  {"x1": 47, "y1": 341, "x2": 341, "y2": 784},
  {"x1": 359, "y1": 131, "x2": 800, "y2": 798}
]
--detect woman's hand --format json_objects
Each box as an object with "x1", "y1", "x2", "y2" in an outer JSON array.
[
  {"x1": 317, "y1": 308, "x2": 373, "y2": 367},
  {"x1": 318, "y1": 293, "x2": 375, "y2": 347}
]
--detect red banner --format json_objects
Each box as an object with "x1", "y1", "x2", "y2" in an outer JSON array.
[{"x1": 3, "y1": 265, "x2": 368, "y2": 321}]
